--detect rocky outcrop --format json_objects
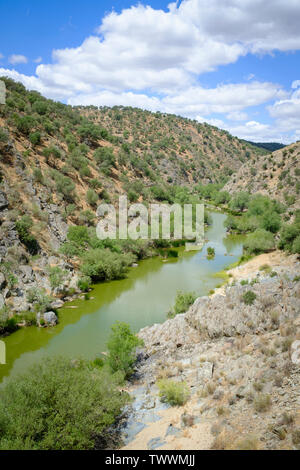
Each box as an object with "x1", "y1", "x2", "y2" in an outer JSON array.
[{"x1": 122, "y1": 261, "x2": 300, "y2": 451}]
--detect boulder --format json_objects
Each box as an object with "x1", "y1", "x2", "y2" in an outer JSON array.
[
  {"x1": 38, "y1": 311, "x2": 58, "y2": 326},
  {"x1": 43, "y1": 311, "x2": 58, "y2": 325}
]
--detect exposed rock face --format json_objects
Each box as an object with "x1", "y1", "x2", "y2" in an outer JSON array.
[
  {"x1": 139, "y1": 314, "x2": 200, "y2": 355},
  {"x1": 185, "y1": 276, "x2": 300, "y2": 339},
  {"x1": 0, "y1": 191, "x2": 8, "y2": 211},
  {"x1": 122, "y1": 261, "x2": 300, "y2": 451}
]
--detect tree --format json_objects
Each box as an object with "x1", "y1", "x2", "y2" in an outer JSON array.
[
  {"x1": 230, "y1": 192, "x2": 250, "y2": 211},
  {"x1": 244, "y1": 229, "x2": 275, "y2": 255},
  {"x1": 106, "y1": 322, "x2": 143, "y2": 377},
  {"x1": 0, "y1": 358, "x2": 129, "y2": 450}
]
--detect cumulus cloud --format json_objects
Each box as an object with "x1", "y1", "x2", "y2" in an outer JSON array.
[
  {"x1": 291, "y1": 80, "x2": 300, "y2": 89},
  {"x1": 8, "y1": 54, "x2": 28, "y2": 65},
  {"x1": 268, "y1": 87, "x2": 300, "y2": 137},
  {"x1": 177, "y1": 0, "x2": 300, "y2": 52}
]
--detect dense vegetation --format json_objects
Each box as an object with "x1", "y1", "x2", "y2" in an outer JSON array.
[
  {"x1": 245, "y1": 141, "x2": 286, "y2": 152},
  {"x1": 0, "y1": 322, "x2": 140, "y2": 450}
]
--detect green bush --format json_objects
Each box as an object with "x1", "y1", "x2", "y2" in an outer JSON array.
[
  {"x1": 15, "y1": 215, "x2": 39, "y2": 255},
  {"x1": 168, "y1": 291, "x2": 196, "y2": 318},
  {"x1": 86, "y1": 189, "x2": 98, "y2": 207},
  {"x1": 292, "y1": 235, "x2": 300, "y2": 254},
  {"x1": 29, "y1": 131, "x2": 41, "y2": 146},
  {"x1": 77, "y1": 276, "x2": 91, "y2": 292},
  {"x1": 279, "y1": 221, "x2": 300, "y2": 252},
  {"x1": 229, "y1": 191, "x2": 250, "y2": 211},
  {"x1": 15, "y1": 115, "x2": 35, "y2": 135},
  {"x1": 32, "y1": 100, "x2": 48, "y2": 115},
  {"x1": 26, "y1": 288, "x2": 53, "y2": 313},
  {"x1": 48, "y1": 266, "x2": 67, "y2": 290},
  {"x1": 157, "y1": 380, "x2": 189, "y2": 406},
  {"x1": 0, "y1": 309, "x2": 19, "y2": 334},
  {"x1": 0, "y1": 357, "x2": 129, "y2": 450},
  {"x1": 106, "y1": 322, "x2": 143, "y2": 378},
  {"x1": 244, "y1": 229, "x2": 275, "y2": 255},
  {"x1": 242, "y1": 290, "x2": 257, "y2": 306},
  {"x1": 207, "y1": 246, "x2": 215, "y2": 259},
  {"x1": 0, "y1": 127, "x2": 9, "y2": 143},
  {"x1": 80, "y1": 248, "x2": 135, "y2": 282}
]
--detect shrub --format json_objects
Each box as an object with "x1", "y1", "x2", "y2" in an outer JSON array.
[
  {"x1": 32, "y1": 100, "x2": 48, "y2": 115},
  {"x1": 106, "y1": 322, "x2": 143, "y2": 378},
  {"x1": 253, "y1": 393, "x2": 272, "y2": 412},
  {"x1": 0, "y1": 127, "x2": 9, "y2": 143},
  {"x1": 0, "y1": 357, "x2": 129, "y2": 450},
  {"x1": 80, "y1": 248, "x2": 135, "y2": 282},
  {"x1": 48, "y1": 266, "x2": 67, "y2": 290},
  {"x1": 77, "y1": 276, "x2": 91, "y2": 292},
  {"x1": 292, "y1": 235, "x2": 300, "y2": 254},
  {"x1": 26, "y1": 287, "x2": 52, "y2": 313},
  {"x1": 167, "y1": 291, "x2": 196, "y2": 318},
  {"x1": 157, "y1": 380, "x2": 189, "y2": 406},
  {"x1": 235, "y1": 435, "x2": 260, "y2": 450},
  {"x1": 42, "y1": 145, "x2": 61, "y2": 161},
  {"x1": 15, "y1": 215, "x2": 39, "y2": 255},
  {"x1": 207, "y1": 246, "x2": 215, "y2": 259},
  {"x1": 15, "y1": 115, "x2": 35, "y2": 135},
  {"x1": 32, "y1": 168, "x2": 44, "y2": 184},
  {"x1": 244, "y1": 229, "x2": 275, "y2": 254},
  {"x1": 86, "y1": 189, "x2": 98, "y2": 207},
  {"x1": 29, "y1": 131, "x2": 41, "y2": 146},
  {"x1": 0, "y1": 309, "x2": 19, "y2": 334},
  {"x1": 242, "y1": 290, "x2": 257, "y2": 306},
  {"x1": 51, "y1": 171, "x2": 75, "y2": 201},
  {"x1": 278, "y1": 222, "x2": 300, "y2": 252},
  {"x1": 230, "y1": 191, "x2": 250, "y2": 211}
]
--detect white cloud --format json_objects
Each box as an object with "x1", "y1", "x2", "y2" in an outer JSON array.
[
  {"x1": 292, "y1": 80, "x2": 300, "y2": 89},
  {"x1": 161, "y1": 82, "x2": 285, "y2": 118},
  {"x1": 268, "y1": 88, "x2": 300, "y2": 136},
  {"x1": 8, "y1": 54, "x2": 28, "y2": 65},
  {"x1": 34, "y1": 57, "x2": 43, "y2": 64},
  {"x1": 226, "y1": 111, "x2": 248, "y2": 121},
  {"x1": 177, "y1": 0, "x2": 300, "y2": 53},
  {"x1": 211, "y1": 119, "x2": 289, "y2": 143}
]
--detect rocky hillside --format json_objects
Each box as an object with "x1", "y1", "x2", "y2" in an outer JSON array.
[
  {"x1": 225, "y1": 142, "x2": 300, "y2": 210},
  {"x1": 121, "y1": 252, "x2": 300, "y2": 450},
  {"x1": 0, "y1": 77, "x2": 266, "y2": 318}
]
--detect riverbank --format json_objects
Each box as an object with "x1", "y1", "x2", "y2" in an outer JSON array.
[
  {"x1": 1, "y1": 212, "x2": 245, "y2": 382},
  {"x1": 120, "y1": 252, "x2": 300, "y2": 450}
]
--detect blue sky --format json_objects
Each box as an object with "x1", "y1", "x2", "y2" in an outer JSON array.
[{"x1": 1, "y1": 0, "x2": 300, "y2": 143}]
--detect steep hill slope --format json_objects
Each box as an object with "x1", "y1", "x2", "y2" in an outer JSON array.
[
  {"x1": 0, "y1": 77, "x2": 267, "y2": 319},
  {"x1": 225, "y1": 142, "x2": 300, "y2": 210}
]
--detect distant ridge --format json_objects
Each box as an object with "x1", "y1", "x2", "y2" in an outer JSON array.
[{"x1": 244, "y1": 141, "x2": 286, "y2": 152}]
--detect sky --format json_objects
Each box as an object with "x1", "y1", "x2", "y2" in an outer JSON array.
[{"x1": 0, "y1": 0, "x2": 300, "y2": 143}]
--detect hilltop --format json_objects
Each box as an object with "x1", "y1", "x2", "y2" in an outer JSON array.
[{"x1": 224, "y1": 142, "x2": 300, "y2": 210}]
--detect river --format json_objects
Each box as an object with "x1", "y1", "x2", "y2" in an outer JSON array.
[{"x1": 0, "y1": 212, "x2": 245, "y2": 383}]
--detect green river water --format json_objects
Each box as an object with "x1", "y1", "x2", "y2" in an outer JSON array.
[{"x1": 0, "y1": 212, "x2": 245, "y2": 383}]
